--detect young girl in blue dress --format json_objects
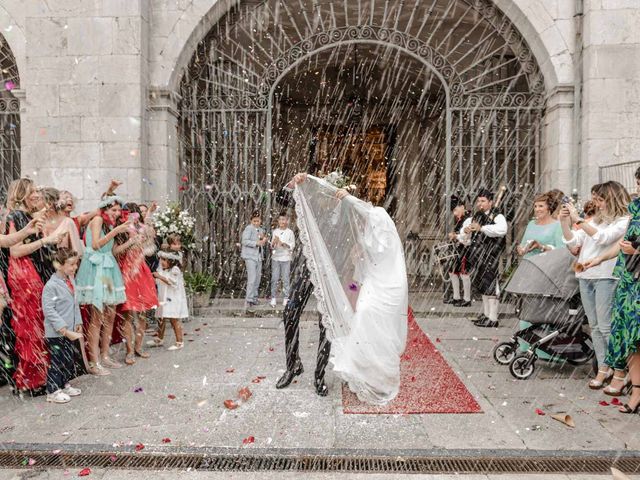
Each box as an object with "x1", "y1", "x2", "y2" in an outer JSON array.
[{"x1": 75, "y1": 196, "x2": 131, "y2": 375}]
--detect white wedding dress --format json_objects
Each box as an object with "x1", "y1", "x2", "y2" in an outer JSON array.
[{"x1": 293, "y1": 176, "x2": 408, "y2": 405}]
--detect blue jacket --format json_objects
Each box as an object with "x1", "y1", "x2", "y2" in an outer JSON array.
[
  {"x1": 241, "y1": 224, "x2": 264, "y2": 261},
  {"x1": 42, "y1": 273, "x2": 82, "y2": 338}
]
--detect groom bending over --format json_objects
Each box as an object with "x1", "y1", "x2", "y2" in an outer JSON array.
[{"x1": 275, "y1": 173, "x2": 349, "y2": 396}]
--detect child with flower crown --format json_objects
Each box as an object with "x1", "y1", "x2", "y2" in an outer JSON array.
[
  {"x1": 75, "y1": 196, "x2": 131, "y2": 375},
  {"x1": 150, "y1": 250, "x2": 189, "y2": 350}
]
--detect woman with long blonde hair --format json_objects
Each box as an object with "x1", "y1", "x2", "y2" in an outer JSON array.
[
  {"x1": 6, "y1": 179, "x2": 67, "y2": 393},
  {"x1": 560, "y1": 181, "x2": 631, "y2": 391}
]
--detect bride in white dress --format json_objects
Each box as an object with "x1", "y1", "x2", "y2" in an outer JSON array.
[{"x1": 293, "y1": 174, "x2": 408, "y2": 405}]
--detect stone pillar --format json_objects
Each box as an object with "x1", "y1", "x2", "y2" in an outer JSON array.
[
  {"x1": 146, "y1": 88, "x2": 180, "y2": 203},
  {"x1": 20, "y1": 0, "x2": 148, "y2": 213},
  {"x1": 581, "y1": 0, "x2": 640, "y2": 194},
  {"x1": 540, "y1": 85, "x2": 575, "y2": 194}
]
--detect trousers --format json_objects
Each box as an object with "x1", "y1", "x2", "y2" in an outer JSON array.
[{"x1": 282, "y1": 266, "x2": 331, "y2": 382}]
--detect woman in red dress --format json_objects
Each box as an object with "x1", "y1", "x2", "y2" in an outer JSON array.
[
  {"x1": 6, "y1": 179, "x2": 66, "y2": 394},
  {"x1": 114, "y1": 203, "x2": 158, "y2": 365}
]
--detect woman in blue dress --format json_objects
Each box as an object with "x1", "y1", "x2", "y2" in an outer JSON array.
[{"x1": 75, "y1": 196, "x2": 130, "y2": 375}]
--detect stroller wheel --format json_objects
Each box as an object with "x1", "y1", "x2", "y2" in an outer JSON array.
[
  {"x1": 493, "y1": 342, "x2": 517, "y2": 365},
  {"x1": 509, "y1": 353, "x2": 536, "y2": 380}
]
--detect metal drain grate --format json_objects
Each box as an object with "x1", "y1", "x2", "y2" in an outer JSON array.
[{"x1": 1, "y1": 447, "x2": 639, "y2": 474}]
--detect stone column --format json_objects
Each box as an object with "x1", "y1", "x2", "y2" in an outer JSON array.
[
  {"x1": 581, "y1": 0, "x2": 640, "y2": 194},
  {"x1": 540, "y1": 85, "x2": 575, "y2": 194},
  {"x1": 146, "y1": 87, "x2": 180, "y2": 203},
  {"x1": 20, "y1": 0, "x2": 148, "y2": 213}
]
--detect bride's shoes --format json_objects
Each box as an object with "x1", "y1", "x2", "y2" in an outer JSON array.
[{"x1": 275, "y1": 361, "x2": 304, "y2": 389}]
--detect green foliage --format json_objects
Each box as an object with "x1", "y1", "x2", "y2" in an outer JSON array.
[{"x1": 184, "y1": 271, "x2": 217, "y2": 294}]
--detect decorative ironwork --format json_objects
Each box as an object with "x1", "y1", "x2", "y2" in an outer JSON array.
[
  {"x1": 0, "y1": 33, "x2": 20, "y2": 202},
  {"x1": 178, "y1": 0, "x2": 546, "y2": 288}
]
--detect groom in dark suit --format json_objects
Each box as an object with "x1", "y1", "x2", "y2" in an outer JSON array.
[{"x1": 274, "y1": 173, "x2": 331, "y2": 396}]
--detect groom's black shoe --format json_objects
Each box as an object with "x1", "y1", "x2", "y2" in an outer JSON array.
[
  {"x1": 275, "y1": 362, "x2": 304, "y2": 389},
  {"x1": 315, "y1": 378, "x2": 328, "y2": 397}
]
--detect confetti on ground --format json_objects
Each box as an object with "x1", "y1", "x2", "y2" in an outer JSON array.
[
  {"x1": 535, "y1": 408, "x2": 545, "y2": 416},
  {"x1": 135, "y1": 443, "x2": 145, "y2": 452},
  {"x1": 224, "y1": 399, "x2": 239, "y2": 410},
  {"x1": 78, "y1": 468, "x2": 92, "y2": 476},
  {"x1": 162, "y1": 438, "x2": 171, "y2": 444},
  {"x1": 167, "y1": 394, "x2": 176, "y2": 400},
  {"x1": 242, "y1": 436, "x2": 255, "y2": 445},
  {"x1": 134, "y1": 387, "x2": 143, "y2": 393},
  {"x1": 238, "y1": 387, "x2": 252, "y2": 401}
]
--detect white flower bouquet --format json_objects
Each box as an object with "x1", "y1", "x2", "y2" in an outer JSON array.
[
  {"x1": 152, "y1": 202, "x2": 197, "y2": 250},
  {"x1": 321, "y1": 170, "x2": 357, "y2": 190}
]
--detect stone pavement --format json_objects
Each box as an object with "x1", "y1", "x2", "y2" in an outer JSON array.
[{"x1": 0, "y1": 296, "x2": 637, "y2": 474}]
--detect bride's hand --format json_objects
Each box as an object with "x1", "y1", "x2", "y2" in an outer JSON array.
[
  {"x1": 293, "y1": 173, "x2": 307, "y2": 185},
  {"x1": 336, "y1": 189, "x2": 349, "y2": 200}
]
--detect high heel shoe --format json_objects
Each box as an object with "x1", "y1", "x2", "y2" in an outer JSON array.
[
  {"x1": 619, "y1": 385, "x2": 640, "y2": 414},
  {"x1": 588, "y1": 368, "x2": 613, "y2": 390},
  {"x1": 603, "y1": 374, "x2": 630, "y2": 397}
]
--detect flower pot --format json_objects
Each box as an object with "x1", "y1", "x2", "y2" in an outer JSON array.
[{"x1": 192, "y1": 291, "x2": 212, "y2": 309}]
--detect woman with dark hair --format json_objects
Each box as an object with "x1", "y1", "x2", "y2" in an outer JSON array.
[
  {"x1": 113, "y1": 203, "x2": 158, "y2": 365},
  {"x1": 75, "y1": 196, "x2": 130, "y2": 375},
  {"x1": 6, "y1": 179, "x2": 67, "y2": 393},
  {"x1": 517, "y1": 192, "x2": 564, "y2": 258},
  {"x1": 561, "y1": 181, "x2": 631, "y2": 390},
  {"x1": 584, "y1": 166, "x2": 640, "y2": 412}
]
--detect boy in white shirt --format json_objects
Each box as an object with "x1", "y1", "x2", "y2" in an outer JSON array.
[{"x1": 270, "y1": 212, "x2": 295, "y2": 307}]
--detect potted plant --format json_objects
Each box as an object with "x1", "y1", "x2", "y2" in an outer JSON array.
[{"x1": 184, "y1": 272, "x2": 217, "y2": 309}]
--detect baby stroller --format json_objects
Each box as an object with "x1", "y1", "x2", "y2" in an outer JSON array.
[{"x1": 492, "y1": 247, "x2": 595, "y2": 380}]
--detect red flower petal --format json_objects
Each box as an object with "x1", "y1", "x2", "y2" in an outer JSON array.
[
  {"x1": 181, "y1": 176, "x2": 189, "y2": 182},
  {"x1": 535, "y1": 408, "x2": 545, "y2": 416},
  {"x1": 435, "y1": 338, "x2": 441, "y2": 343},
  {"x1": 78, "y1": 467, "x2": 92, "y2": 476},
  {"x1": 611, "y1": 398, "x2": 622, "y2": 406},
  {"x1": 178, "y1": 186, "x2": 186, "y2": 191},
  {"x1": 268, "y1": 347, "x2": 274, "y2": 352},
  {"x1": 224, "y1": 399, "x2": 239, "y2": 410},
  {"x1": 167, "y1": 394, "x2": 176, "y2": 400},
  {"x1": 238, "y1": 387, "x2": 252, "y2": 401},
  {"x1": 135, "y1": 443, "x2": 145, "y2": 452},
  {"x1": 242, "y1": 436, "x2": 255, "y2": 445},
  {"x1": 599, "y1": 400, "x2": 609, "y2": 406},
  {"x1": 162, "y1": 438, "x2": 171, "y2": 444}
]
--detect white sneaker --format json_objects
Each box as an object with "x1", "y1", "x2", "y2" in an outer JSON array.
[
  {"x1": 46, "y1": 390, "x2": 71, "y2": 404},
  {"x1": 270, "y1": 298, "x2": 277, "y2": 308},
  {"x1": 283, "y1": 298, "x2": 289, "y2": 307},
  {"x1": 63, "y1": 385, "x2": 82, "y2": 397}
]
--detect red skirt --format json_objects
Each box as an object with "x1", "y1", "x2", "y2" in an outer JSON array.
[
  {"x1": 7, "y1": 256, "x2": 48, "y2": 390},
  {"x1": 118, "y1": 249, "x2": 158, "y2": 312}
]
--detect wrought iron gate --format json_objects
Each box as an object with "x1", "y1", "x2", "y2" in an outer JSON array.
[
  {"x1": 0, "y1": 34, "x2": 20, "y2": 202},
  {"x1": 178, "y1": 0, "x2": 545, "y2": 290}
]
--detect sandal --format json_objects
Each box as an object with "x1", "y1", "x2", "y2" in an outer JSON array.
[
  {"x1": 167, "y1": 342, "x2": 184, "y2": 351},
  {"x1": 620, "y1": 385, "x2": 640, "y2": 414},
  {"x1": 146, "y1": 338, "x2": 164, "y2": 348},
  {"x1": 88, "y1": 362, "x2": 110, "y2": 376},
  {"x1": 604, "y1": 374, "x2": 631, "y2": 397},
  {"x1": 588, "y1": 368, "x2": 613, "y2": 390},
  {"x1": 101, "y1": 357, "x2": 123, "y2": 369},
  {"x1": 134, "y1": 350, "x2": 150, "y2": 359},
  {"x1": 124, "y1": 354, "x2": 136, "y2": 365}
]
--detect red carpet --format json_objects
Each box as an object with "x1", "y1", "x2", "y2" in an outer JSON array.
[{"x1": 342, "y1": 309, "x2": 482, "y2": 414}]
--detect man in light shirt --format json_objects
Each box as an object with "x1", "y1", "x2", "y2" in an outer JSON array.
[{"x1": 270, "y1": 213, "x2": 295, "y2": 307}]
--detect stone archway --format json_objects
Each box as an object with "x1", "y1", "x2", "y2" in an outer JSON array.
[{"x1": 175, "y1": 0, "x2": 547, "y2": 287}]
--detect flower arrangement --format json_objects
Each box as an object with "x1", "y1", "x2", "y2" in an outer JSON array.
[
  {"x1": 321, "y1": 170, "x2": 357, "y2": 190},
  {"x1": 151, "y1": 202, "x2": 196, "y2": 250}
]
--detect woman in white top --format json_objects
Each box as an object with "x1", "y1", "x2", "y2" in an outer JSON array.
[{"x1": 560, "y1": 181, "x2": 631, "y2": 390}]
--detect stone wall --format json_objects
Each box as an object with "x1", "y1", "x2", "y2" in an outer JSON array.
[{"x1": 581, "y1": 0, "x2": 640, "y2": 192}]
